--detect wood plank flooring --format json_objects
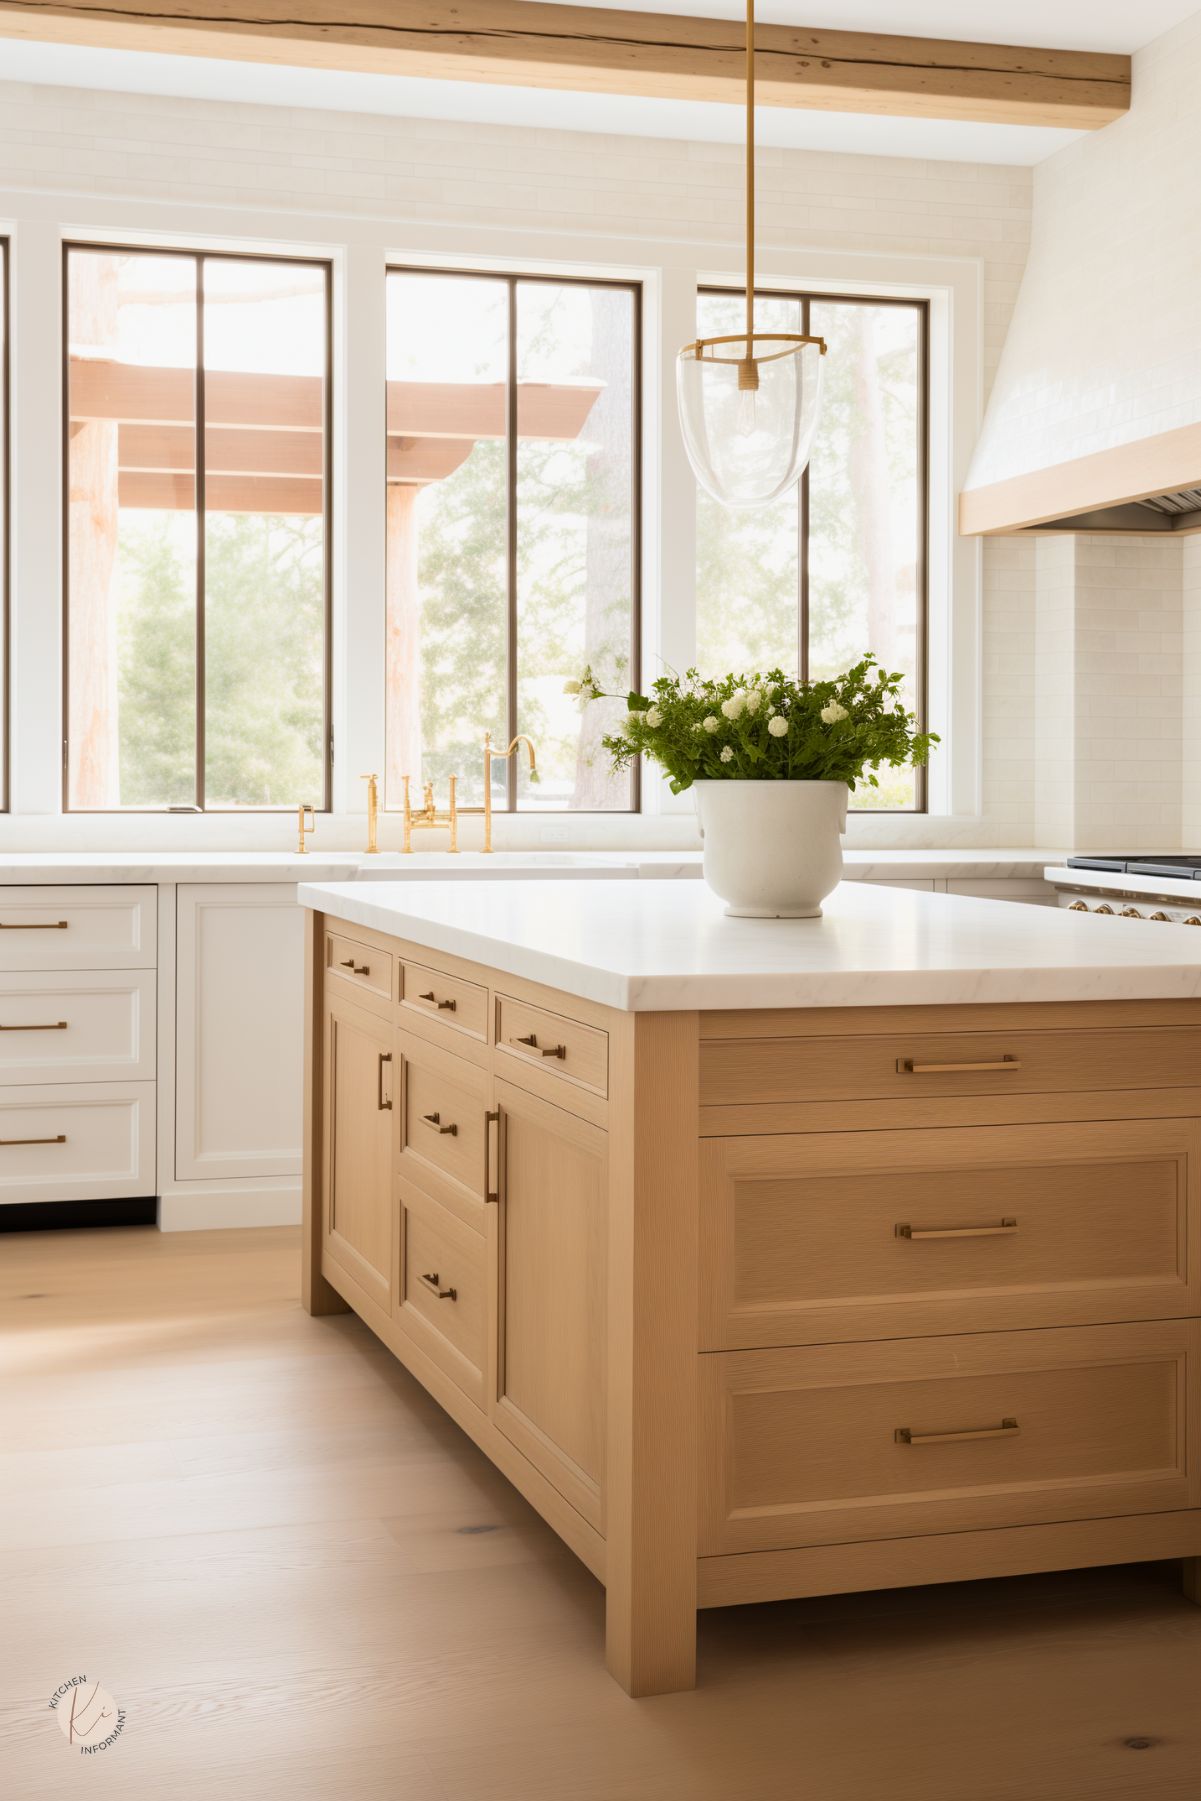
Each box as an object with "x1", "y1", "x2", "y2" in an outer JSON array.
[{"x1": 1, "y1": 1225, "x2": 1198, "y2": 1800}]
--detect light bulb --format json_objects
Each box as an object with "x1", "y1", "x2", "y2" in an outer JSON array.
[{"x1": 736, "y1": 385, "x2": 757, "y2": 437}]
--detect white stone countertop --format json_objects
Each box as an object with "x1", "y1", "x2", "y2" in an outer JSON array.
[
  {"x1": 297, "y1": 876, "x2": 1201, "y2": 1012},
  {"x1": 0, "y1": 848, "x2": 1060, "y2": 885}
]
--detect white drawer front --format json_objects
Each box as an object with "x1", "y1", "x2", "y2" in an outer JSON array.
[
  {"x1": 0, "y1": 970, "x2": 156, "y2": 1084},
  {"x1": 0, "y1": 886, "x2": 156, "y2": 970},
  {"x1": 0, "y1": 1081, "x2": 155, "y2": 1202}
]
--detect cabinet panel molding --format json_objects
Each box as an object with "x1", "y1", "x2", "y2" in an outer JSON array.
[{"x1": 322, "y1": 988, "x2": 397, "y2": 1313}]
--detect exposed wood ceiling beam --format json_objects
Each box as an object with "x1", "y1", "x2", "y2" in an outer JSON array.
[{"x1": 0, "y1": 1, "x2": 1131, "y2": 130}]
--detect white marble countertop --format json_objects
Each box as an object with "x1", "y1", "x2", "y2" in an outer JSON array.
[
  {"x1": 0, "y1": 847, "x2": 1060, "y2": 885},
  {"x1": 297, "y1": 876, "x2": 1201, "y2": 1012}
]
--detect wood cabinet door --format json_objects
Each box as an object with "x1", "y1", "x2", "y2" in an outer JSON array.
[
  {"x1": 491, "y1": 1078, "x2": 607, "y2": 1530},
  {"x1": 322, "y1": 989, "x2": 396, "y2": 1314}
]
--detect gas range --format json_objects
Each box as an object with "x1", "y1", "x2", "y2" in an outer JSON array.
[{"x1": 1049, "y1": 856, "x2": 1201, "y2": 923}]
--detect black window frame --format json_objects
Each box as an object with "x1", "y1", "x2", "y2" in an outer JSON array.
[
  {"x1": 384, "y1": 262, "x2": 643, "y2": 816},
  {"x1": 61, "y1": 240, "x2": 334, "y2": 815},
  {"x1": 0, "y1": 237, "x2": 9, "y2": 813}
]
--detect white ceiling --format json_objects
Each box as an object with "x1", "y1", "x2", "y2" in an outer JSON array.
[{"x1": 0, "y1": 0, "x2": 1194, "y2": 167}]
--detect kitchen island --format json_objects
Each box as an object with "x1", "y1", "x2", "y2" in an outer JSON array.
[{"x1": 298, "y1": 878, "x2": 1201, "y2": 1694}]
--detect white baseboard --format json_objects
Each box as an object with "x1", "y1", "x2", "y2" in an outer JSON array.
[{"x1": 157, "y1": 1182, "x2": 302, "y2": 1231}]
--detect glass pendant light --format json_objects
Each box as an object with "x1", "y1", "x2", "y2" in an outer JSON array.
[{"x1": 677, "y1": 0, "x2": 826, "y2": 509}]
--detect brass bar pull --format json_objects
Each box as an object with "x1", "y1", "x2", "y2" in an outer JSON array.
[
  {"x1": 0, "y1": 1021, "x2": 68, "y2": 1032},
  {"x1": 897, "y1": 1055, "x2": 1021, "y2": 1075},
  {"x1": 420, "y1": 1110, "x2": 457, "y2": 1137},
  {"x1": 512, "y1": 1033, "x2": 566, "y2": 1060},
  {"x1": 0, "y1": 1133, "x2": 67, "y2": 1146},
  {"x1": 340, "y1": 959, "x2": 370, "y2": 976},
  {"x1": 417, "y1": 991, "x2": 456, "y2": 1012},
  {"x1": 896, "y1": 1417, "x2": 1019, "y2": 1447},
  {"x1": 419, "y1": 1271, "x2": 457, "y2": 1301},
  {"x1": 485, "y1": 1108, "x2": 500, "y2": 1203},
  {"x1": 377, "y1": 1051, "x2": 392, "y2": 1112},
  {"x1": 0, "y1": 920, "x2": 68, "y2": 930},
  {"x1": 896, "y1": 1218, "x2": 1018, "y2": 1241}
]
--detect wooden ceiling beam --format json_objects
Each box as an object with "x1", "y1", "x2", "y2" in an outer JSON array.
[{"x1": 0, "y1": 1, "x2": 1130, "y2": 130}]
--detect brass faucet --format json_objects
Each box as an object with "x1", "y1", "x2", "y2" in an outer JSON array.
[
  {"x1": 360, "y1": 773, "x2": 380, "y2": 854},
  {"x1": 296, "y1": 803, "x2": 315, "y2": 855},
  {"x1": 401, "y1": 775, "x2": 459, "y2": 854},
  {"x1": 483, "y1": 733, "x2": 537, "y2": 853}
]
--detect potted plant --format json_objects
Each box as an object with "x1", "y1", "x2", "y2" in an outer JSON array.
[{"x1": 567, "y1": 656, "x2": 937, "y2": 917}]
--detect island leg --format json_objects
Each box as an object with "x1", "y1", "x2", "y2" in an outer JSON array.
[
  {"x1": 1183, "y1": 1559, "x2": 1201, "y2": 1605},
  {"x1": 605, "y1": 1012, "x2": 700, "y2": 1696},
  {"x1": 301, "y1": 910, "x2": 349, "y2": 1317}
]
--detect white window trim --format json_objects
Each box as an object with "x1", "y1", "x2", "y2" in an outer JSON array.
[{"x1": 0, "y1": 188, "x2": 982, "y2": 850}]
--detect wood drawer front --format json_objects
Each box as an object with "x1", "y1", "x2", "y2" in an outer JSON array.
[
  {"x1": 700, "y1": 1025, "x2": 1201, "y2": 1108},
  {"x1": 397, "y1": 1032, "x2": 490, "y2": 1228},
  {"x1": 495, "y1": 993, "x2": 608, "y2": 1100},
  {"x1": 699, "y1": 1321, "x2": 1200, "y2": 1555},
  {"x1": 398, "y1": 1179, "x2": 488, "y2": 1408},
  {"x1": 325, "y1": 930, "x2": 393, "y2": 1006},
  {"x1": 0, "y1": 1080, "x2": 155, "y2": 1203},
  {"x1": 0, "y1": 886, "x2": 156, "y2": 971},
  {"x1": 400, "y1": 958, "x2": 489, "y2": 1045},
  {"x1": 701, "y1": 1118, "x2": 1201, "y2": 1348},
  {"x1": 0, "y1": 970, "x2": 156, "y2": 1085}
]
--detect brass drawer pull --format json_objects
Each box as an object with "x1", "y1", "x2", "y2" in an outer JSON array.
[
  {"x1": 420, "y1": 1110, "x2": 457, "y2": 1137},
  {"x1": 0, "y1": 1133, "x2": 67, "y2": 1146},
  {"x1": 512, "y1": 1032, "x2": 566, "y2": 1060},
  {"x1": 417, "y1": 990, "x2": 457, "y2": 1012},
  {"x1": 418, "y1": 1271, "x2": 457, "y2": 1302},
  {"x1": 896, "y1": 1218, "x2": 1018, "y2": 1241},
  {"x1": 377, "y1": 1050, "x2": 392, "y2": 1112},
  {"x1": 0, "y1": 1021, "x2": 68, "y2": 1032},
  {"x1": 485, "y1": 1108, "x2": 500, "y2": 1203},
  {"x1": 0, "y1": 920, "x2": 68, "y2": 930},
  {"x1": 896, "y1": 1417, "x2": 1019, "y2": 1447},
  {"x1": 897, "y1": 1055, "x2": 1021, "y2": 1075},
  {"x1": 340, "y1": 958, "x2": 370, "y2": 976}
]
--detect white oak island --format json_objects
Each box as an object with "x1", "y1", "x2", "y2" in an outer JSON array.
[{"x1": 299, "y1": 878, "x2": 1201, "y2": 1694}]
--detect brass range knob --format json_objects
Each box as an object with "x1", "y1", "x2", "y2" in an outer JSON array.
[
  {"x1": 1120, "y1": 907, "x2": 1142, "y2": 918},
  {"x1": 1185, "y1": 917, "x2": 1201, "y2": 927},
  {"x1": 1150, "y1": 911, "x2": 1170, "y2": 922},
  {"x1": 1068, "y1": 900, "x2": 1088, "y2": 912},
  {"x1": 1095, "y1": 904, "x2": 1114, "y2": 915}
]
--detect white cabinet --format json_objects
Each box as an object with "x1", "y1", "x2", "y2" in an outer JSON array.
[
  {"x1": 0, "y1": 1081, "x2": 154, "y2": 1202},
  {"x1": 174, "y1": 884, "x2": 305, "y2": 1184}
]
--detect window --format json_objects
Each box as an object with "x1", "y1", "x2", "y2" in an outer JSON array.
[
  {"x1": 64, "y1": 246, "x2": 331, "y2": 811},
  {"x1": 695, "y1": 288, "x2": 928, "y2": 810},
  {"x1": 384, "y1": 268, "x2": 640, "y2": 812}
]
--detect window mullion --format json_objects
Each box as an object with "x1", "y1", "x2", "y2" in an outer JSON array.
[{"x1": 506, "y1": 274, "x2": 518, "y2": 812}]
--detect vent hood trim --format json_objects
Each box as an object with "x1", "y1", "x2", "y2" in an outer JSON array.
[{"x1": 959, "y1": 422, "x2": 1201, "y2": 536}]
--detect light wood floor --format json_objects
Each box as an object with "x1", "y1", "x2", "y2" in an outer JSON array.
[{"x1": 1, "y1": 1226, "x2": 1199, "y2": 1801}]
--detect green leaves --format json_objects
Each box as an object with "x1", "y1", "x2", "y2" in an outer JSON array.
[{"x1": 591, "y1": 656, "x2": 938, "y2": 794}]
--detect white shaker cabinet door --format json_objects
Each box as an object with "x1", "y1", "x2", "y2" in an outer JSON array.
[{"x1": 175, "y1": 884, "x2": 305, "y2": 1182}]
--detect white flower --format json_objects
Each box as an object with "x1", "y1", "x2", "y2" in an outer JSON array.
[
  {"x1": 744, "y1": 688, "x2": 762, "y2": 715},
  {"x1": 768, "y1": 715, "x2": 789, "y2": 738},
  {"x1": 721, "y1": 693, "x2": 745, "y2": 720},
  {"x1": 645, "y1": 705, "x2": 663, "y2": 729},
  {"x1": 577, "y1": 681, "x2": 598, "y2": 708},
  {"x1": 562, "y1": 679, "x2": 582, "y2": 696},
  {"x1": 821, "y1": 700, "x2": 849, "y2": 724},
  {"x1": 719, "y1": 745, "x2": 734, "y2": 763},
  {"x1": 691, "y1": 721, "x2": 704, "y2": 733},
  {"x1": 702, "y1": 715, "x2": 720, "y2": 734}
]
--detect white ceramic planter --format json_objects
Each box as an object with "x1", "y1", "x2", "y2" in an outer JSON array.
[{"x1": 693, "y1": 779, "x2": 849, "y2": 918}]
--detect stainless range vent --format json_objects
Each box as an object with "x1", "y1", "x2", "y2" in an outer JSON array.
[{"x1": 1137, "y1": 488, "x2": 1201, "y2": 517}]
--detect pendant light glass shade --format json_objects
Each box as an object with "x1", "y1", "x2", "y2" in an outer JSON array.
[
  {"x1": 676, "y1": 0, "x2": 827, "y2": 509},
  {"x1": 677, "y1": 334, "x2": 824, "y2": 509}
]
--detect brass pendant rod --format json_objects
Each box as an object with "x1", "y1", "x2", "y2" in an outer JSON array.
[{"x1": 745, "y1": 0, "x2": 754, "y2": 353}]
